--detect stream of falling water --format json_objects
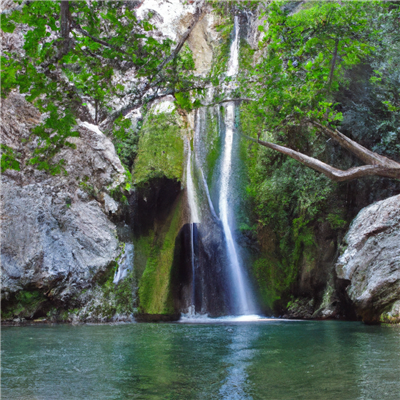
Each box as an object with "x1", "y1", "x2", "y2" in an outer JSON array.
[
  {"x1": 186, "y1": 137, "x2": 200, "y2": 314},
  {"x1": 184, "y1": 16, "x2": 257, "y2": 317},
  {"x1": 219, "y1": 16, "x2": 256, "y2": 315}
]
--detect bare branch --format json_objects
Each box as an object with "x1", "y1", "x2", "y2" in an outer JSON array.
[
  {"x1": 241, "y1": 133, "x2": 400, "y2": 182},
  {"x1": 156, "y1": 0, "x2": 206, "y2": 73},
  {"x1": 309, "y1": 120, "x2": 400, "y2": 168}
]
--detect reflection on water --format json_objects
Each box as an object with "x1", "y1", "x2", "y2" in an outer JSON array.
[
  {"x1": 2, "y1": 321, "x2": 400, "y2": 399},
  {"x1": 219, "y1": 325, "x2": 259, "y2": 400}
]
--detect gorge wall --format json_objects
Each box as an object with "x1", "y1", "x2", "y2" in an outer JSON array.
[{"x1": 1, "y1": 0, "x2": 399, "y2": 325}]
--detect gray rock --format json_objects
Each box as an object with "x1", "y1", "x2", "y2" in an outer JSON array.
[
  {"x1": 1, "y1": 93, "x2": 127, "y2": 313},
  {"x1": 336, "y1": 195, "x2": 400, "y2": 323},
  {"x1": 1, "y1": 178, "x2": 120, "y2": 298},
  {"x1": 103, "y1": 193, "x2": 119, "y2": 215}
]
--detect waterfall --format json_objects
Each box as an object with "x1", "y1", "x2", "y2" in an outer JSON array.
[
  {"x1": 227, "y1": 16, "x2": 240, "y2": 77},
  {"x1": 187, "y1": 139, "x2": 200, "y2": 224},
  {"x1": 113, "y1": 243, "x2": 134, "y2": 284},
  {"x1": 186, "y1": 136, "x2": 200, "y2": 314},
  {"x1": 219, "y1": 16, "x2": 256, "y2": 315}
]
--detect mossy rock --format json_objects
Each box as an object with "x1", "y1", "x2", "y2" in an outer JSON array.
[
  {"x1": 2, "y1": 290, "x2": 48, "y2": 320},
  {"x1": 137, "y1": 195, "x2": 184, "y2": 316},
  {"x1": 134, "y1": 112, "x2": 184, "y2": 186}
]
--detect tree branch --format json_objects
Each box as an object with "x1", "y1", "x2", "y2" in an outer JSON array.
[
  {"x1": 60, "y1": 1, "x2": 70, "y2": 40},
  {"x1": 155, "y1": 0, "x2": 205, "y2": 73},
  {"x1": 99, "y1": 1, "x2": 205, "y2": 131},
  {"x1": 241, "y1": 133, "x2": 400, "y2": 181},
  {"x1": 327, "y1": 38, "x2": 339, "y2": 92},
  {"x1": 309, "y1": 120, "x2": 400, "y2": 168},
  {"x1": 70, "y1": 19, "x2": 129, "y2": 55}
]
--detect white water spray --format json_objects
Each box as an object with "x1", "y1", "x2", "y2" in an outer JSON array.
[
  {"x1": 227, "y1": 16, "x2": 240, "y2": 77},
  {"x1": 187, "y1": 138, "x2": 200, "y2": 224},
  {"x1": 113, "y1": 243, "x2": 134, "y2": 284},
  {"x1": 186, "y1": 136, "x2": 200, "y2": 314},
  {"x1": 219, "y1": 16, "x2": 256, "y2": 315}
]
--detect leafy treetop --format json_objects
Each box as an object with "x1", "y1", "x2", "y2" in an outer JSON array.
[{"x1": 1, "y1": 0, "x2": 205, "y2": 174}]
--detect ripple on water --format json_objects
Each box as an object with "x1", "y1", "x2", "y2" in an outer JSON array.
[{"x1": 2, "y1": 321, "x2": 400, "y2": 400}]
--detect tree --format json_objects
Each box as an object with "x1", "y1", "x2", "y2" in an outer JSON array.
[
  {"x1": 1, "y1": 0, "x2": 206, "y2": 174},
  {"x1": 239, "y1": 0, "x2": 400, "y2": 181}
]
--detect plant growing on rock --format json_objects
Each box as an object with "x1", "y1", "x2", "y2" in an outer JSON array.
[{"x1": 1, "y1": 0, "x2": 206, "y2": 173}]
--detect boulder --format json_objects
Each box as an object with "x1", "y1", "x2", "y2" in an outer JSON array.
[
  {"x1": 336, "y1": 195, "x2": 400, "y2": 323},
  {"x1": 1, "y1": 93, "x2": 130, "y2": 320}
]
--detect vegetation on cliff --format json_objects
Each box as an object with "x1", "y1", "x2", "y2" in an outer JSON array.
[
  {"x1": 236, "y1": 0, "x2": 400, "y2": 313},
  {"x1": 1, "y1": 0, "x2": 204, "y2": 174},
  {"x1": 134, "y1": 111, "x2": 184, "y2": 186},
  {"x1": 240, "y1": 1, "x2": 400, "y2": 181}
]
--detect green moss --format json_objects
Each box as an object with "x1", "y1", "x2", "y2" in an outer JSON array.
[
  {"x1": 253, "y1": 256, "x2": 295, "y2": 310},
  {"x1": 133, "y1": 231, "x2": 155, "y2": 280},
  {"x1": 134, "y1": 112, "x2": 184, "y2": 186},
  {"x1": 137, "y1": 196, "x2": 183, "y2": 315},
  {"x1": 2, "y1": 290, "x2": 47, "y2": 320},
  {"x1": 379, "y1": 303, "x2": 400, "y2": 324},
  {"x1": 252, "y1": 215, "x2": 318, "y2": 311},
  {"x1": 114, "y1": 269, "x2": 136, "y2": 315},
  {"x1": 211, "y1": 13, "x2": 233, "y2": 77},
  {"x1": 239, "y1": 39, "x2": 256, "y2": 72},
  {"x1": 204, "y1": 108, "x2": 221, "y2": 184}
]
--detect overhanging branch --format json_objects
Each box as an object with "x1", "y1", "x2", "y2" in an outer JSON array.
[
  {"x1": 241, "y1": 133, "x2": 400, "y2": 181},
  {"x1": 309, "y1": 120, "x2": 400, "y2": 168}
]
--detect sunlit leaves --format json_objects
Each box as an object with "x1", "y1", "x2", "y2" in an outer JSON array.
[
  {"x1": 0, "y1": 0, "x2": 197, "y2": 174},
  {"x1": 1, "y1": 145, "x2": 20, "y2": 172},
  {"x1": 28, "y1": 106, "x2": 79, "y2": 175},
  {"x1": 240, "y1": 0, "x2": 388, "y2": 135}
]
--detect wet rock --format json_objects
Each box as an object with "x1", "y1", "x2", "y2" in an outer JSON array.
[{"x1": 336, "y1": 195, "x2": 400, "y2": 323}]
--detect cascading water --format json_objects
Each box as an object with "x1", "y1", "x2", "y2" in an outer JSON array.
[
  {"x1": 186, "y1": 137, "x2": 200, "y2": 314},
  {"x1": 219, "y1": 16, "x2": 257, "y2": 315},
  {"x1": 180, "y1": 16, "x2": 258, "y2": 319},
  {"x1": 186, "y1": 138, "x2": 200, "y2": 225}
]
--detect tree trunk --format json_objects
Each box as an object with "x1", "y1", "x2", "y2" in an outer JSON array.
[
  {"x1": 327, "y1": 39, "x2": 339, "y2": 92},
  {"x1": 60, "y1": 1, "x2": 70, "y2": 40}
]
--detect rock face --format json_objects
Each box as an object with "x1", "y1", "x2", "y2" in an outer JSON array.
[
  {"x1": 336, "y1": 195, "x2": 400, "y2": 323},
  {"x1": 1, "y1": 179, "x2": 120, "y2": 296},
  {"x1": 1, "y1": 93, "x2": 134, "y2": 322}
]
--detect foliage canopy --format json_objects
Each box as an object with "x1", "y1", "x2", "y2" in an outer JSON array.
[{"x1": 1, "y1": 0, "x2": 202, "y2": 173}]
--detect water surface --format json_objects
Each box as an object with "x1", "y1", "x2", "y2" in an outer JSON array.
[{"x1": 2, "y1": 321, "x2": 400, "y2": 399}]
